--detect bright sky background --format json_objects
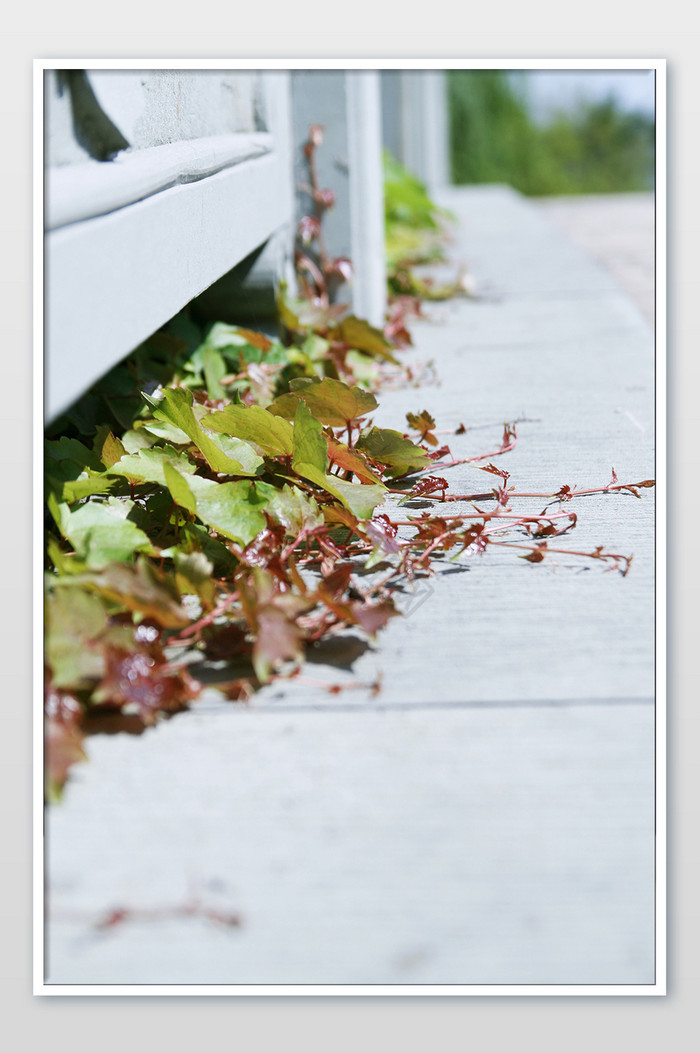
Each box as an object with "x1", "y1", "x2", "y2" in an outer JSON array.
[{"x1": 512, "y1": 70, "x2": 656, "y2": 123}]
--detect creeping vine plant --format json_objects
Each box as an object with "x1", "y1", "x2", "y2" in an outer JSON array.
[{"x1": 44, "y1": 125, "x2": 654, "y2": 799}]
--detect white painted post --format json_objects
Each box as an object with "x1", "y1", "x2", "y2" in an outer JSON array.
[
  {"x1": 291, "y1": 70, "x2": 386, "y2": 328},
  {"x1": 381, "y1": 70, "x2": 451, "y2": 189},
  {"x1": 346, "y1": 72, "x2": 386, "y2": 326}
]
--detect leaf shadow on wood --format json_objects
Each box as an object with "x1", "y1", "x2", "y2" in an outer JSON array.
[{"x1": 305, "y1": 632, "x2": 371, "y2": 670}]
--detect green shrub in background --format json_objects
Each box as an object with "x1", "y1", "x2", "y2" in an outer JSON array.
[{"x1": 448, "y1": 71, "x2": 654, "y2": 195}]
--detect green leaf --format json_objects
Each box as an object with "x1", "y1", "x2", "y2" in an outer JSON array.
[
  {"x1": 344, "y1": 349, "x2": 380, "y2": 388},
  {"x1": 291, "y1": 458, "x2": 385, "y2": 520},
  {"x1": 108, "y1": 445, "x2": 198, "y2": 486},
  {"x1": 47, "y1": 538, "x2": 88, "y2": 577},
  {"x1": 318, "y1": 476, "x2": 386, "y2": 520},
  {"x1": 45, "y1": 452, "x2": 119, "y2": 503},
  {"x1": 51, "y1": 498, "x2": 155, "y2": 568},
  {"x1": 173, "y1": 521, "x2": 234, "y2": 574},
  {"x1": 205, "y1": 321, "x2": 272, "y2": 352},
  {"x1": 292, "y1": 401, "x2": 327, "y2": 477},
  {"x1": 357, "y1": 426, "x2": 431, "y2": 476},
  {"x1": 265, "y1": 484, "x2": 324, "y2": 535},
  {"x1": 201, "y1": 404, "x2": 295, "y2": 457},
  {"x1": 163, "y1": 461, "x2": 197, "y2": 514},
  {"x1": 206, "y1": 432, "x2": 265, "y2": 475},
  {"x1": 337, "y1": 315, "x2": 399, "y2": 364},
  {"x1": 173, "y1": 550, "x2": 215, "y2": 604},
  {"x1": 138, "y1": 419, "x2": 191, "y2": 444},
  {"x1": 121, "y1": 427, "x2": 158, "y2": 453},
  {"x1": 268, "y1": 377, "x2": 378, "y2": 426},
  {"x1": 145, "y1": 387, "x2": 261, "y2": 476},
  {"x1": 187, "y1": 476, "x2": 268, "y2": 546},
  {"x1": 57, "y1": 475, "x2": 119, "y2": 503},
  {"x1": 45, "y1": 586, "x2": 108, "y2": 688},
  {"x1": 46, "y1": 436, "x2": 102, "y2": 472},
  {"x1": 60, "y1": 559, "x2": 190, "y2": 628},
  {"x1": 277, "y1": 286, "x2": 302, "y2": 333},
  {"x1": 92, "y1": 426, "x2": 127, "y2": 468}
]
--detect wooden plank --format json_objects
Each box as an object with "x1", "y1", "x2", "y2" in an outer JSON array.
[{"x1": 45, "y1": 150, "x2": 289, "y2": 421}]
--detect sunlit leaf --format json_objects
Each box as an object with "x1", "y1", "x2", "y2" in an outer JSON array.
[
  {"x1": 163, "y1": 460, "x2": 197, "y2": 514},
  {"x1": 202, "y1": 403, "x2": 294, "y2": 458},
  {"x1": 108, "y1": 444, "x2": 198, "y2": 486},
  {"x1": 50, "y1": 497, "x2": 154, "y2": 568},
  {"x1": 145, "y1": 387, "x2": 262, "y2": 476},
  {"x1": 92, "y1": 426, "x2": 127, "y2": 467},
  {"x1": 337, "y1": 315, "x2": 399, "y2": 364},
  {"x1": 173, "y1": 550, "x2": 215, "y2": 604},
  {"x1": 265, "y1": 485, "x2": 324, "y2": 535},
  {"x1": 292, "y1": 400, "x2": 327, "y2": 476},
  {"x1": 187, "y1": 476, "x2": 268, "y2": 546},
  {"x1": 202, "y1": 346, "x2": 227, "y2": 399},
  {"x1": 268, "y1": 376, "x2": 378, "y2": 426},
  {"x1": 326, "y1": 437, "x2": 384, "y2": 483},
  {"x1": 357, "y1": 426, "x2": 431, "y2": 476}
]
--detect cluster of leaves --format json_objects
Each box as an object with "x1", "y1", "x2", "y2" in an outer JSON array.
[
  {"x1": 383, "y1": 149, "x2": 474, "y2": 303},
  {"x1": 44, "y1": 125, "x2": 654, "y2": 801}
]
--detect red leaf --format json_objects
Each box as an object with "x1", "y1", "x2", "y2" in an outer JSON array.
[
  {"x1": 522, "y1": 544, "x2": 547, "y2": 564},
  {"x1": 253, "y1": 606, "x2": 304, "y2": 681},
  {"x1": 93, "y1": 647, "x2": 199, "y2": 724},
  {"x1": 297, "y1": 215, "x2": 321, "y2": 244},
  {"x1": 320, "y1": 562, "x2": 354, "y2": 597},
  {"x1": 408, "y1": 476, "x2": 448, "y2": 499},
  {"x1": 348, "y1": 600, "x2": 397, "y2": 635},
  {"x1": 479, "y1": 462, "x2": 510, "y2": 482},
  {"x1": 45, "y1": 685, "x2": 86, "y2": 793},
  {"x1": 202, "y1": 624, "x2": 250, "y2": 662}
]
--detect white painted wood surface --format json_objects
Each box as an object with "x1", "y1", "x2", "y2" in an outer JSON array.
[
  {"x1": 46, "y1": 133, "x2": 273, "y2": 229},
  {"x1": 45, "y1": 151, "x2": 289, "y2": 421},
  {"x1": 45, "y1": 72, "x2": 294, "y2": 422}
]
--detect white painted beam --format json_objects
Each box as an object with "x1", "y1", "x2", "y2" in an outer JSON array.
[
  {"x1": 46, "y1": 150, "x2": 289, "y2": 421},
  {"x1": 46, "y1": 133, "x2": 273, "y2": 230}
]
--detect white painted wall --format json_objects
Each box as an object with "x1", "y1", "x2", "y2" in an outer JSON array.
[{"x1": 44, "y1": 70, "x2": 294, "y2": 421}]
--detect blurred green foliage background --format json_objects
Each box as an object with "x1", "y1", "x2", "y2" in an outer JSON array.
[{"x1": 448, "y1": 71, "x2": 655, "y2": 195}]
